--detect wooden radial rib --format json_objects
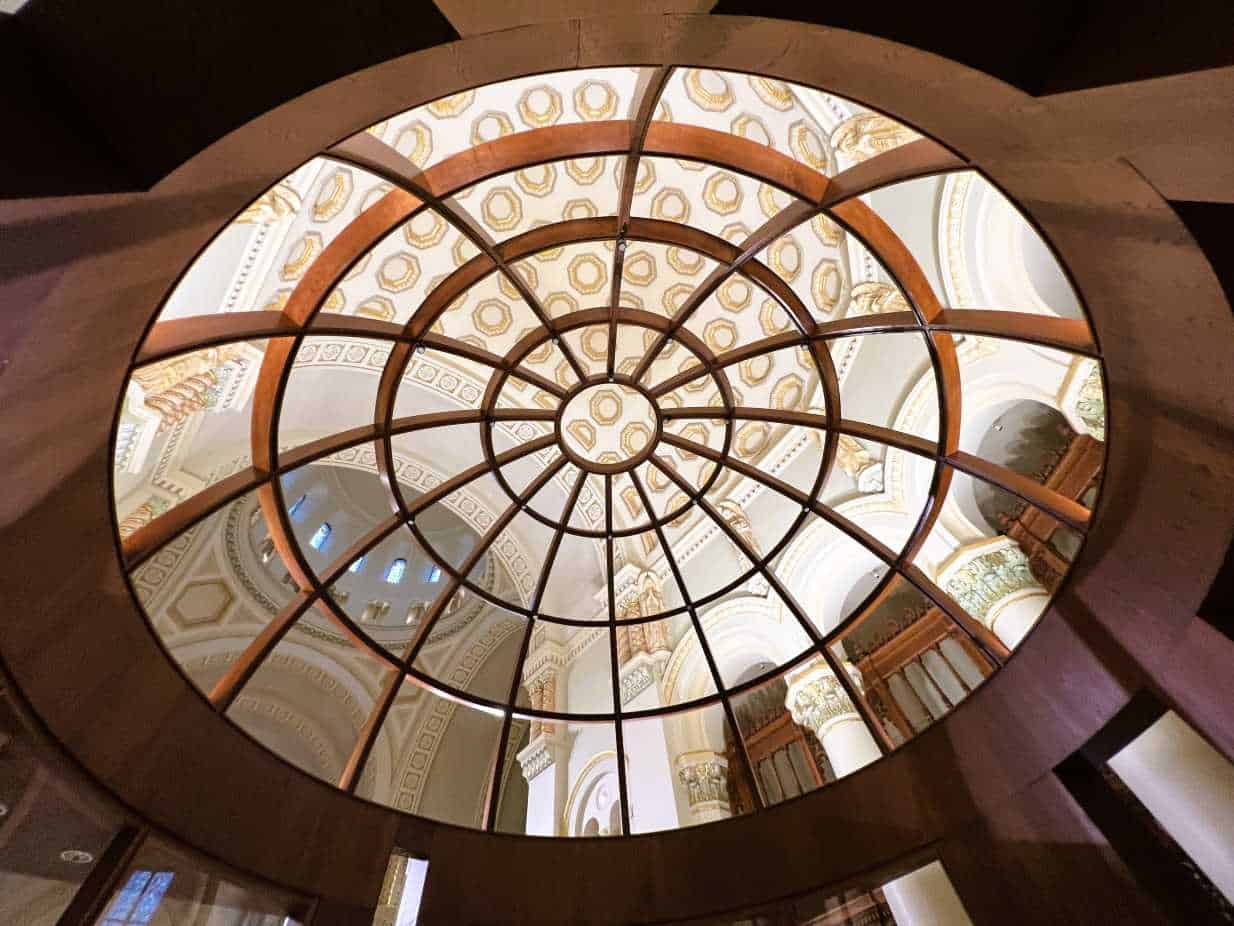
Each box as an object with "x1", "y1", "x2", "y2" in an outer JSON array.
[
  {"x1": 630, "y1": 467, "x2": 766, "y2": 811},
  {"x1": 480, "y1": 466, "x2": 589, "y2": 830},
  {"x1": 651, "y1": 454, "x2": 895, "y2": 757},
  {"x1": 609, "y1": 66, "x2": 674, "y2": 379},
  {"x1": 118, "y1": 101, "x2": 1103, "y2": 805},
  {"x1": 338, "y1": 455, "x2": 569, "y2": 795},
  {"x1": 654, "y1": 429, "x2": 1010, "y2": 665}
]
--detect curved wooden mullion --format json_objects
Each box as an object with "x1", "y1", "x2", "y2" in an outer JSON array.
[
  {"x1": 609, "y1": 66, "x2": 675, "y2": 379},
  {"x1": 208, "y1": 514, "x2": 407, "y2": 711},
  {"x1": 929, "y1": 309, "x2": 1098, "y2": 356},
  {"x1": 122, "y1": 466, "x2": 265, "y2": 569},
  {"x1": 819, "y1": 137, "x2": 967, "y2": 209},
  {"x1": 418, "y1": 331, "x2": 567, "y2": 399},
  {"x1": 603, "y1": 475, "x2": 632, "y2": 834},
  {"x1": 136, "y1": 311, "x2": 299, "y2": 366},
  {"x1": 631, "y1": 199, "x2": 819, "y2": 385},
  {"x1": 239, "y1": 185, "x2": 430, "y2": 699},
  {"x1": 660, "y1": 407, "x2": 939, "y2": 459},
  {"x1": 330, "y1": 121, "x2": 636, "y2": 203},
  {"x1": 329, "y1": 133, "x2": 590, "y2": 382},
  {"x1": 643, "y1": 122, "x2": 829, "y2": 203},
  {"x1": 826, "y1": 197, "x2": 963, "y2": 588},
  {"x1": 647, "y1": 311, "x2": 923, "y2": 400},
  {"x1": 947, "y1": 452, "x2": 1091, "y2": 532}
]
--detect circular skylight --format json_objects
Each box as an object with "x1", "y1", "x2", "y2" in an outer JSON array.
[{"x1": 114, "y1": 66, "x2": 1106, "y2": 836}]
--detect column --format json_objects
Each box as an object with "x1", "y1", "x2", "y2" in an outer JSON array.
[
  {"x1": 785, "y1": 661, "x2": 973, "y2": 924},
  {"x1": 515, "y1": 727, "x2": 570, "y2": 836},
  {"x1": 516, "y1": 639, "x2": 569, "y2": 836},
  {"x1": 784, "y1": 660, "x2": 880, "y2": 777},
  {"x1": 882, "y1": 862, "x2": 973, "y2": 926},
  {"x1": 1108, "y1": 710, "x2": 1234, "y2": 902}
]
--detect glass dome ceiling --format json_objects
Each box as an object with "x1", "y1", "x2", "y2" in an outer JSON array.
[{"x1": 114, "y1": 66, "x2": 1107, "y2": 836}]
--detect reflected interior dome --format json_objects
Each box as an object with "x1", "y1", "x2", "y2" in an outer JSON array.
[{"x1": 115, "y1": 65, "x2": 1107, "y2": 837}]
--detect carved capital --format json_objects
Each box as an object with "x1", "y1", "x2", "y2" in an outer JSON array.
[
  {"x1": 940, "y1": 537, "x2": 1042, "y2": 629},
  {"x1": 675, "y1": 751, "x2": 730, "y2": 811},
  {"x1": 785, "y1": 661, "x2": 863, "y2": 739},
  {"x1": 516, "y1": 729, "x2": 568, "y2": 781}
]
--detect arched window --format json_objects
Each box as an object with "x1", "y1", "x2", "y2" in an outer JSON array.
[
  {"x1": 349, "y1": 555, "x2": 367, "y2": 574},
  {"x1": 288, "y1": 493, "x2": 308, "y2": 519},
  {"x1": 425, "y1": 564, "x2": 442, "y2": 583},
  {"x1": 385, "y1": 558, "x2": 407, "y2": 584},
  {"x1": 309, "y1": 522, "x2": 332, "y2": 551}
]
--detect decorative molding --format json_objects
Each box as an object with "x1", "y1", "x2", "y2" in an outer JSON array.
[
  {"x1": 785, "y1": 661, "x2": 862, "y2": 739},
  {"x1": 938, "y1": 536, "x2": 1043, "y2": 629},
  {"x1": 675, "y1": 750, "x2": 730, "y2": 810}
]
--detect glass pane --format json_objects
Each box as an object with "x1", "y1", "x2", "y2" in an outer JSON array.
[
  {"x1": 653, "y1": 69, "x2": 922, "y2": 177},
  {"x1": 413, "y1": 594, "x2": 529, "y2": 704},
  {"x1": 632, "y1": 157, "x2": 779, "y2": 241},
  {"x1": 357, "y1": 678, "x2": 503, "y2": 826},
  {"x1": 317, "y1": 205, "x2": 475, "y2": 328},
  {"x1": 731, "y1": 664, "x2": 833, "y2": 806},
  {"x1": 620, "y1": 242, "x2": 719, "y2": 321},
  {"x1": 156, "y1": 157, "x2": 391, "y2": 322},
  {"x1": 278, "y1": 337, "x2": 387, "y2": 453},
  {"x1": 369, "y1": 68, "x2": 648, "y2": 173},
  {"x1": 225, "y1": 610, "x2": 391, "y2": 786},
  {"x1": 115, "y1": 339, "x2": 269, "y2": 531},
  {"x1": 899, "y1": 169, "x2": 1086, "y2": 319},
  {"x1": 280, "y1": 442, "x2": 393, "y2": 579},
  {"x1": 828, "y1": 575, "x2": 995, "y2": 748},
  {"x1": 625, "y1": 702, "x2": 739, "y2": 833},
  {"x1": 326, "y1": 524, "x2": 444, "y2": 660},
  {"x1": 129, "y1": 485, "x2": 298, "y2": 698},
  {"x1": 833, "y1": 331, "x2": 939, "y2": 441},
  {"x1": 955, "y1": 340, "x2": 1106, "y2": 482}
]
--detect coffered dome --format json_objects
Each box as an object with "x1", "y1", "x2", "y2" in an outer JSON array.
[{"x1": 113, "y1": 65, "x2": 1106, "y2": 837}]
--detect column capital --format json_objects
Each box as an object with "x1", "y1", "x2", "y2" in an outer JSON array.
[
  {"x1": 516, "y1": 727, "x2": 569, "y2": 781},
  {"x1": 674, "y1": 750, "x2": 730, "y2": 817},
  {"x1": 785, "y1": 659, "x2": 863, "y2": 738}
]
